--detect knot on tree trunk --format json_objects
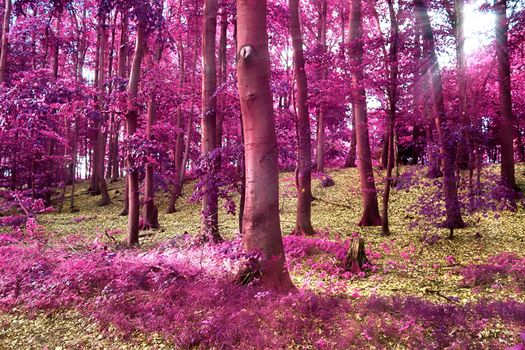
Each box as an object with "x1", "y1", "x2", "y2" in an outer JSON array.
[
  {"x1": 342, "y1": 237, "x2": 370, "y2": 274},
  {"x1": 238, "y1": 45, "x2": 255, "y2": 62}
]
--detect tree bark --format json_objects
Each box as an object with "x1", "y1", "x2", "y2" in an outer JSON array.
[
  {"x1": 455, "y1": 0, "x2": 471, "y2": 171},
  {"x1": 70, "y1": 117, "x2": 79, "y2": 212},
  {"x1": 344, "y1": 107, "x2": 357, "y2": 167},
  {"x1": 415, "y1": 0, "x2": 464, "y2": 230},
  {"x1": 216, "y1": 7, "x2": 227, "y2": 149},
  {"x1": 0, "y1": 0, "x2": 11, "y2": 84},
  {"x1": 349, "y1": 0, "x2": 381, "y2": 226},
  {"x1": 118, "y1": 11, "x2": 129, "y2": 215},
  {"x1": 126, "y1": 23, "x2": 146, "y2": 246},
  {"x1": 141, "y1": 49, "x2": 161, "y2": 230},
  {"x1": 236, "y1": 0, "x2": 294, "y2": 292},
  {"x1": 315, "y1": 0, "x2": 327, "y2": 172},
  {"x1": 52, "y1": 9, "x2": 62, "y2": 80},
  {"x1": 381, "y1": 0, "x2": 399, "y2": 236},
  {"x1": 96, "y1": 15, "x2": 111, "y2": 206},
  {"x1": 289, "y1": 0, "x2": 315, "y2": 235},
  {"x1": 167, "y1": 39, "x2": 185, "y2": 214},
  {"x1": 200, "y1": 0, "x2": 222, "y2": 242},
  {"x1": 494, "y1": 0, "x2": 517, "y2": 190}
]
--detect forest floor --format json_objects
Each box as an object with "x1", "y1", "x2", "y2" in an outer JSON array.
[{"x1": 1, "y1": 164, "x2": 525, "y2": 349}]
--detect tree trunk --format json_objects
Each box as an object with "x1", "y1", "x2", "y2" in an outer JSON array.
[
  {"x1": 0, "y1": 0, "x2": 11, "y2": 83},
  {"x1": 455, "y1": 0, "x2": 471, "y2": 171},
  {"x1": 216, "y1": 8, "x2": 227, "y2": 148},
  {"x1": 141, "y1": 49, "x2": 161, "y2": 230},
  {"x1": 119, "y1": 10, "x2": 129, "y2": 215},
  {"x1": 168, "y1": 21, "x2": 198, "y2": 214},
  {"x1": 52, "y1": 9, "x2": 62, "y2": 80},
  {"x1": 89, "y1": 21, "x2": 102, "y2": 195},
  {"x1": 342, "y1": 5, "x2": 356, "y2": 169},
  {"x1": 343, "y1": 237, "x2": 369, "y2": 274},
  {"x1": 167, "y1": 34, "x2": 186, "y2": 214},
  {"x1": 289, "y1": 0, "x2": 314, "y2": 235},
  {"x1": 126, "y1": 23, "x2": 146, "y2": 246},
  {"x1": 70, "y1": 117, "x2": 79, "y2": 212},
  {"x1": 349, "y1": 0, "x2": 381, "y2": 226},
  {"x1": 344, "y1": 107, "x2": 357, "y2": 167},
  {"x1": 236, "y1": 0, "x2": 294, "y2": 292},
  {"x1": 200, "y1": 0, "x2": 222, "y2": 242},
  {"x1": 415, "y1": 0, "x2": 464, "y2": 230},
  {"x1": 315, "y1": 0, "x2": 327, "y2": 173},
  {"x1": 239, "y1": 115, "x2": 246, "y2": 234},
  {"x1": 96, "y1": 15, "x2": 111, "y2": 206},
  {"x1": 494, "y1": 0, "x2": 517, "y2": 190},
  {"x1": 381, "y1": 0, "x2": 399, "y2": 236}
]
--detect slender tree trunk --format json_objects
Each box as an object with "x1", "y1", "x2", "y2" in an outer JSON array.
[
  {"x1": 236, "y1": 0, "x2": 294, "y2": 292},
  {"x1": 119, "y1": 11, "x2": 129, "y2": 215},
  {"x1": 126, "y1": 23, "x2": 146, "y2": 246},
  {"x1": 201, "y1": 0, "x2": 222, "y2": 242},
  {"x1": 216, "y1": 8, "x2": 227, "y2": 149},
  {"x1": 70, "y1": 118, "x2": 79, "y2": 212},
  {"x1": 455, "y1": 0, "x2": 471, "y2": 171},
  {"x1": 168, "y1": 17, "x2": 198, "y2": 214},
  {"x1": 96, "y1": 15, "x2": 111, "y2": 206},
  {"x1": 349, "y1": 0, "x2": 381, "y2": 226},
  {"x1": 0, "y1": 0, "x2": 11, "y2": 84},
  {"x1": 106, "y1": 12, "x2": 118, "y2": 182},
  {"x1": 179, "y1": 112, "x2": 193, "y2": 192},
  {"x1": 52, "y1": 9, "x2": 62, "y2": 80},
  {"x1": 415, "y1": 0, "x2": 464, "y2": 230},
  {"x1": 289, "y1": 0, "x2": 315, "y2": 235},
  {"x1": 167, "y1": 108, "x2": 184, "y2": 213},
  {"x1": 110, "y1": 125, "x2": 119, "y2": 181},
  {"x1": 381, "y1": 0, "x2": 399, "y2": 236},
  {"x1": 342, "y1": 5, "x2": 356, "y2": 169},
  {"x1": 344, "y1": 107, "x2": 357, "y2": 167},
  {"x1": 89, "y1": 22, "x2": 102, "y2": 194},
  {"x1": 141, "y1": 49, "x2": 161, "y2": 229},
  {"x1": 316, "y1": 0, "x2": 327, "y2": 172},
  {"x1": 494, "y1": 0, "x2": 517, "y2": 190}
]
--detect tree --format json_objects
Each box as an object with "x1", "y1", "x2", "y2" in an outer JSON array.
[
  {"x1": 315, "y1": 0, "x2": 327, "y2": 173},
  {"x1": 119, "y1": 10, "x2": 130, "y2": 216},
  {"x1": 200, "y1": 0, "x2": 221, "y2": 242},
  {"x1": 381, "y1": 0, "x2": 400, "y2": 236},
  {"x1": 349, "y1": 0, "x2": 381, "y2": 226},
  {"x1": 494, "y1": 0, "x2": 517, "y2": 191},
  {"x1": 236, "y1": 0, "x2": 294, "y2": 291},
  {"x1": 455, "y1": 0, "x2": 471, "y2": 171},
  {"x1": 289, "y1": 0, "x2": 315, "y2": 236},
  {"x1": 94, "y1": 13, "x2": 111, "y2": 206},
  {"x1": 0, "y1": 0, "x2": 12, "y2": 83},
  {"x1": 126, "y1": 22, "x2": 146, "y2": 246},
  {"x1": 141, "y1": 47, "x2": 162, "y2": 230},
  {"x1": 414, "y1": 0, "x2": 464, "y2": 231}
]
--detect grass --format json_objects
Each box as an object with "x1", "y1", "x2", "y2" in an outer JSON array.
[
  {"x1": 39, "y1": 164, "x2": 525, "y2": 304},
  {"x1": 2, "y1": 163, "x2": 525, "y2": 348}
]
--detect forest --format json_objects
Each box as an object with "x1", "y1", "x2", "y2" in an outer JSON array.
[{"x1": 0, "y1": 0, "x2": 525, "y2": 348}]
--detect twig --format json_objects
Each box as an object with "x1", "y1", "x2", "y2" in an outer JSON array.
[
  {"x1": 104, "y1": 230, "x2": 117, "y2": 242},
  {"x1": 312, "y1": 196, "x2": 353, "y2": 210},
  {"x1": 424, "y1": 289, "x2": 458, "y2": 303},
  {"x1": 14, "y1": 193, "x2": 30, "y2": 217}
]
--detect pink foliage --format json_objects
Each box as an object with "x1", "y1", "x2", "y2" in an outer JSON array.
[{"x1": 1, "y1": 231, "x2": 523, "y2": 348}]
